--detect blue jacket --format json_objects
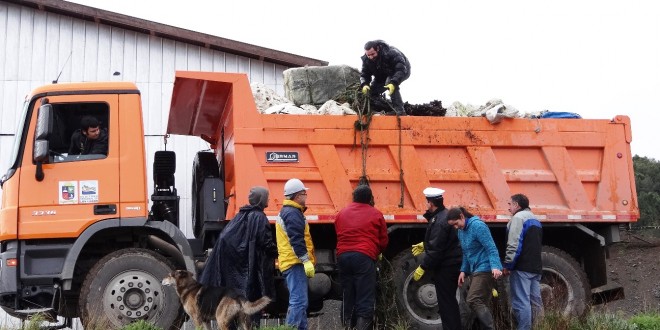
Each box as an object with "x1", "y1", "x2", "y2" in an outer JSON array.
[{"x1": 457, "y1": 216, "x2": 502, "y2": 274}]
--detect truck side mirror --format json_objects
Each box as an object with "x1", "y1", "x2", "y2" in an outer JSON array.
[{"x1": 33, "y1": 104, "x2": 53, "y2": 181}]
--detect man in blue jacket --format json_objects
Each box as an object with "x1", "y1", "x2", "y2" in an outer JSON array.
[
  {"x1": 503, "y1": 194, "x2": 543, "y2": 330},
  {"x1": 360, "y1": 40, "x2": 411, "y2": 116},
  {"x1": 447, "y1": 207, "x2": 502, "y2": 330}
]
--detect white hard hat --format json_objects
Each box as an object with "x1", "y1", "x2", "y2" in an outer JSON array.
[
  {"x1": 423, "y1": 187, "x2": 445, "y2": 199},
  {"x1": 284, "y1": 178, "x2": 309, "y2": 196}
]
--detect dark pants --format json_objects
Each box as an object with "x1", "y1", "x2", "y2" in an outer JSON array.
[
  {"x1": 432, "y1": 264, "x2": 462, "y2": 330},
  {"x1": 369, "y1": 79, "x2": 406, "y2": 115},
  {"x1": 338, "y1": 252, "x2": 377, "y2": 325}
]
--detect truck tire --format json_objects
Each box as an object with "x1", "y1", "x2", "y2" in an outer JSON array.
[
  {"x1": 192, "y1": 151, "x2": 220, "y2": 238},
  {"x1": 79, "y1": 248, "x2": 184, "y2": 329},
  {"x1": 392, "y1": 250, "x2": 443, "y2": 329},
  {"x1": 541, "y1": 246, "x2": 590, "y2": 317}
]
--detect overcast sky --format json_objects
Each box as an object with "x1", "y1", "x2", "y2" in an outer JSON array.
[{"x1": 72, "y1": 0, "x2": 660, "y2": 160}]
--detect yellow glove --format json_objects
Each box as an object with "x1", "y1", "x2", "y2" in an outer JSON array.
[
  {"x1": 413, "y1": 266, "x2": 425, "y2": 281},
  {"x1": 378, "y1": 253, "x2": 383, "y2": 261},
  {"x1": 362, "y1": 85, "x2": 370, "y2": 95},
  {"x1": 303, "y1": 260, "x2": 315, "y2": 278},
  {"x1": 411, "y1": 242, "x2": 424, "y2": 256},
  {"x1": 492, "y1": 288, "x2": 499, "y2": 298},
  {"x1": 384, "y1": 83, "x2": 395, "y2": 95}
]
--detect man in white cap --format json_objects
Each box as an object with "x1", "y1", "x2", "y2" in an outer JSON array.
[
  {"x1": 276, "y1": 178, "x2": 316, "y2": 330},
  {"x1": 410, "y1": 187, "x2": 463, "y2": 330}
]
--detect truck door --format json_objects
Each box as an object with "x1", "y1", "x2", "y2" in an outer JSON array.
[{"x1": 18, "y1": 94, "x2": 120, "y2": 239}]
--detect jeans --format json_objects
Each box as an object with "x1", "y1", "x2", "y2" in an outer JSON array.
[
  {"x1": 509, "y1": 270, "x2": 543, "y2": 330},
  {"x1": 283, "y1": 264, "x2": 308, "y2": 330},
  {"x1": 338, "y1": 252, "x2": 377, "y2": 326}
]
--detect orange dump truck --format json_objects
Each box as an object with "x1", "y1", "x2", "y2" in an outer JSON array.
[{"x1": 0, "y1": 71, "x2": 638, "y2": 329}]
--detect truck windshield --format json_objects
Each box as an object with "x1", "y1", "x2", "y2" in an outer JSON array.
[{"x1": 0, "y1": 101, "x2": 29, "y2": 186}]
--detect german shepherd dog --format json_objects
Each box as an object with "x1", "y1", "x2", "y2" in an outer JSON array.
[{"x1": 162, "y1": 270, "x2": 271, "y2": 330}]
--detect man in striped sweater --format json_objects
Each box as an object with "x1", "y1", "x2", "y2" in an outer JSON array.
[{"x1": 503, "y1": 194, "x2": 543, "y2": 330}]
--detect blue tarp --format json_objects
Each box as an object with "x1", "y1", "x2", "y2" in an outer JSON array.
[{"x1": 540, "y1": 111, "x2": 582, "y2": 119}]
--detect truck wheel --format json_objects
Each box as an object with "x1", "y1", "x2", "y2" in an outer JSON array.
[
  {"x1": 392, "y1": 250, "x2": 442, "y2": 329},
  {"x1": 541, "y1": 246, "x2": 590, "y2": 317},
  {"x1": 192, "y1": 151, "x2": 220, "y2": 238},
  {"x1": 79, "y1": 248, "x2": 184, "y2": 329}
]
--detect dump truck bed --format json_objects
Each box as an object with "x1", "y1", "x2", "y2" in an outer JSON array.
[{"x1": 167, "y1": 71, "x2": 638, "y2": 224}]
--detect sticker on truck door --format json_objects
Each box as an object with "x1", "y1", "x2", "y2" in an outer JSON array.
[
  {"x1": 59, "y1": 181, "x2": 78, "y2": 204},
  {"x1": 80, "y1": 180, "x2": 99, "y2": 204}
]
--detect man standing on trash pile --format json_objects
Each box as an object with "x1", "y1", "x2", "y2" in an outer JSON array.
[
  {"x1": 335, "y1": 185, "x2": 388, "y2": 330},
  {"x1": 360, "y1": 40, "x2": 411, "y2": 116},
  {"x1": 276, "y1": 178, "x2": 316, "y2": 330},
  {"x1": 410, "y1": 187, "x2": 463, "y2": 330},
  {"x1": 198, "y1": 186, "x2": 278, "y2": 328}
]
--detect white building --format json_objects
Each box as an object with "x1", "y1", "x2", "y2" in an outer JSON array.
[{"x1": 0, "y1": 0, "x2": 327, "y2": 238}]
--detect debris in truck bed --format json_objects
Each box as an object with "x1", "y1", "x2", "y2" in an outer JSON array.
[{"x1": 405, "y1": 100, "x2": 446, "y2": 117}]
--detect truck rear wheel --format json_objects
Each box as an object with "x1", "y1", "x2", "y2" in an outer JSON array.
[
  {"x1": 392, "y1": 250, "x2": 443, "y2": 329},
  {"x1": 541, "y1": 246, "x2": 590, "y2": 317},
  {"x1": 192, "y1": 151, "x2": 220, "y2": 238},
  {"x1": 79, "y1": 248, "x2": 184, "y2": 329}
]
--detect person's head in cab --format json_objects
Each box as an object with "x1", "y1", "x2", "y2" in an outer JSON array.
[{"x1": 80, "y1": 116, "x2": 102, "y2": 140}]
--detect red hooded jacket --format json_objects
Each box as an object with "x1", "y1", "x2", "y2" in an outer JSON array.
[{"x1": 335, "y1": 202, "x2": 389, "y2": 260}]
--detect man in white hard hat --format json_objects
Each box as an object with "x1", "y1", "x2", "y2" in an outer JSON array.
[
  {"x1": 276, "y1": 178, "x2": 316, "y2": 330},
  {"x1": 410, "y1": 187, "x2": 463, "y2": 330}
]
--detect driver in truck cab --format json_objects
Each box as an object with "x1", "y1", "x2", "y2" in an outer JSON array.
[{"x1": 68, "y1": 115, "x2": 109, "y2": 155}]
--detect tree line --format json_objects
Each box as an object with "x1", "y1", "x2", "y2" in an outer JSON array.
[{"x1": 633, "y1": 155, "x2": 660, "y2": 227}]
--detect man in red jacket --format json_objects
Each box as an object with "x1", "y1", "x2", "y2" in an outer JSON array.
[{"x1": 335, "y1": 185, "x2": 389, "y2": 330}]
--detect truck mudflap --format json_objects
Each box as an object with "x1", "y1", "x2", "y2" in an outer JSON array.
[{"x1": 592, "y1": 283, "x2": 625, "y2": 305}]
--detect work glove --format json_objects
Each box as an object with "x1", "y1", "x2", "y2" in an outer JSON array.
[
  {"x1": 413, "y1": 266, "x2": 425, "y2": 281},
  {"x1": 378, "y1": 253, "x2": 383, "y2": 261},
  {"x1": 492, "y1": 288, "x2": 499, "y2": 298},
  {"x1": 362, "y1": 85, "x2": 370, "y2": 95},
  {"x1": 411, "y1": 242, "x2": 424, "y2": 256},
  {"x1": 384, "y1": 83, "x2": 395, "y2": 95},
  {"x1": 303, "y1": 260, "x2": 315, "y2": 278}
]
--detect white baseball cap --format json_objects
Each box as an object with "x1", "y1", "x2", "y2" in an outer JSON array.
[
  {"x1": 284, "y1": 178, "x2": 309, "y2": 196},
  {"x1": 423, "y1": 187, "x2": 445, "y2": 199}
]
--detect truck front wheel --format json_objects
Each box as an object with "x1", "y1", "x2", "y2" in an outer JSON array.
[{"x1": 79, "y1": 248, "x2": 184, "y2": 329}]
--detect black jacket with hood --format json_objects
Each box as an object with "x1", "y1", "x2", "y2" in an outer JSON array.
[
  {"x1": 420, "y1": 207, "x2": 463, "y2": 270},
  {"x1": 199, "y1": 187, "x2": 278, "y2": 300},
  {"x1": 360, "y1": 40, "x2": 411, "y2": 88}
]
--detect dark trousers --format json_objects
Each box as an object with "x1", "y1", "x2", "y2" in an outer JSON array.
[
  {"x1": 432, "y1": 264, "x2": 462, "y2": 330},
  {"x1": 338, "y1": 252, "x2": 377, "y2": 325},
  {"x1": 369, "y1": 80, "x2": 406, "y2": 115}
]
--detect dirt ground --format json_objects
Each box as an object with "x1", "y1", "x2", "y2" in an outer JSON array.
[{"x1": 593, "y1": 229, "x2": 660, "y2": 316}]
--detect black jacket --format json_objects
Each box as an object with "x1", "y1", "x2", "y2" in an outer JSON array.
[
  {"x1": 68, "y1": 128, "x2": 109, "y2": 155},
  {"x1": 199, "y1": 205, "x2": 278, "y2": 300},
  {"x1": 360, "y1": 40, "x2": 411, "y2": 87},
  {"x1": 421, "y1": 208, "x2": 463, "y2": 270}
]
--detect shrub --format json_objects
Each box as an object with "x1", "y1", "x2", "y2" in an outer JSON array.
[
  {"x1": 120, "y1": 320, "x2": 163, "y2": 330},
  {"x1": 629, "y1": 312, "x2": 660, "y2": 330}
]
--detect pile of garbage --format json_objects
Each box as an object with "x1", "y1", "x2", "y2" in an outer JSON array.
[{"x1": 252, "y1": 65, "x2": 579, "y2": 124}]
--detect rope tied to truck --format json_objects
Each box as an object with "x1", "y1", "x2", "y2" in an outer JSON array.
[
  {"x1": 352, "y1": 93, "x2": 406, "y2": 207},
  {"x1": 353, "y1": 95, "x2": 373, "y2": 186}
]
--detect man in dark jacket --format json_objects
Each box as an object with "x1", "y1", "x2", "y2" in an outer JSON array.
[
  {"x1": 411, "y1": 187, "x2": 463, "y2": 330},
  {"x1": 199, "y1": 186, "x2": 277, "y2": 328},
  {"x1": 503, "y1": 194, "x2": 543, "y2": 330},
  {"x1": 68, "y1": 115, "x2": 109, "y2": 155},
  {"x1": 360, "y1": 40, "x2": 411, "y2": 116},
  {"x1": 335, "y1": 185, "x2": 388, "y2": 330}
]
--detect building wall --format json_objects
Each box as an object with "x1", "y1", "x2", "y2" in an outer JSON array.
[{"x1": 0, "y1": 2, "x2": 290, "y2": 237}]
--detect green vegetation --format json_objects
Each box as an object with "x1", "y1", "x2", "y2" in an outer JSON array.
[
  {"x1": 120, "y1": 320, "x2": 164, "y2": 330},
  {"x1": 534, "y1": 310, "x2": 660, "y2": 330},
  {"x1": 634, "y1": 155, "x2": 660, "y2": 227}
]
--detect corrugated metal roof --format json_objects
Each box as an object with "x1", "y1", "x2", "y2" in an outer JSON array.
[{"x1": 1, "y1": 0, "x2": 328, "y2": 67}]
